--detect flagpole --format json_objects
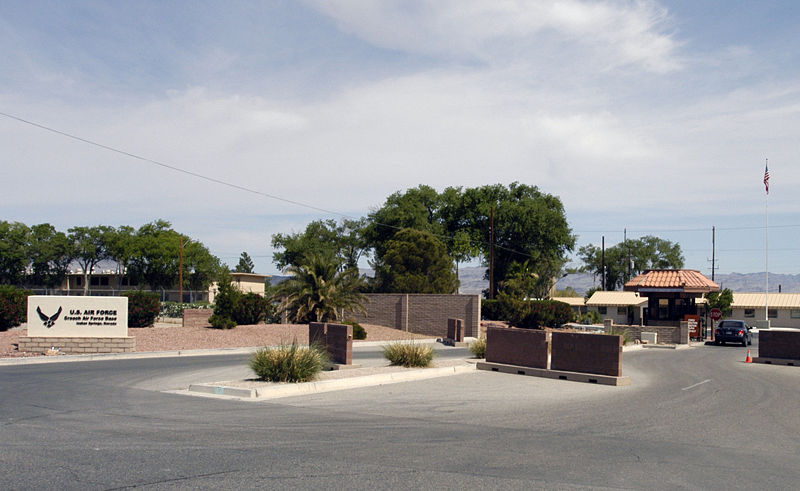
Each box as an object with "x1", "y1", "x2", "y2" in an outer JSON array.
[{"x1": 765, "y1": 158, "x2": 769, "y2": 323}]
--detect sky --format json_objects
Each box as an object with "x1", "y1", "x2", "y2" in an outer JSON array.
[{"x1": 2, "y1": 1, "x2": 799, "y2": 277}]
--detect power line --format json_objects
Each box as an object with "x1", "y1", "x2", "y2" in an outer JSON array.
[{"x1": 0, "y1": 110, "x2": 536, "y2": 261}]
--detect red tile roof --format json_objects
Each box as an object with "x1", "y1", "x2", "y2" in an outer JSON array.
[{"x1": 623, "y1": 269, "x2": 719, "y2": 293}]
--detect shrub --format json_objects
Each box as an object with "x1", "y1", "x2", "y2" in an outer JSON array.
[
  {"x1": 343, "y1": 320, "x2": 367, "y2": 340},
  {"x1": 208, "y1": 313, "x2": 237, "y2": 330},
  {"x1": 577, "y1": 310, "x2": 602, "y2": 325},
  {"x1": 209, "y1": 272, "x2": 241, "y2": 329},
  {"x1": 249, "y1": 341, "x2": 329, "y2": 382},
  {"x1": 469, "y1": 337, "x2": 486, "y2": 358},
  {"x1": 123, "y1": 291, "x2": 160, "y2": 327},
  {"x1": 605, "y1": 325, "x2": 633, "y2": 346},
  {"x1": 505, "y1": 299, "x2": 575, "y2": 330},
  {"x1": 382, "y1": 342, "x2": 435, "y2": 368},
  {"x1": 0, "y1": 285, "x2": 31, "y2": 331},
  {"x1": 481, "y1": 299, "x2": 503, "y2": 320},
  {"x1": 233, "y1": 292, "x2": 269, "y2": 325}
]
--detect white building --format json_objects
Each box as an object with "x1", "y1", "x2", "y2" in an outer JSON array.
[{"x1": 731, "y1": 293, "x2": 800, "y2": 329}]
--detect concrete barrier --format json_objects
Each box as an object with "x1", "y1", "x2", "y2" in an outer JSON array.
[
  {"x1": 755, "y1": 330, "x2": 800, "y2": 365},
  {"x1": 485, "y1": 326, "x2": 548, "y2": 369},
  {"x1": 309, "y1": 322, "x2": 353, "y2": 365},
  {"x1": 447, "y1": 318, "x2": 465, "y2": 342},
  {"x1": 550, "y1": 331, "x2": 623, "y2": 377}
]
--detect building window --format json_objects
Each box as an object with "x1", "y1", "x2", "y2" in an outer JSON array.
[
  {"x1": 744, "y1": 309, "x2": 755, "y2": 318},
  {"x1": 76, "y1": 277, "x2": 82, "y2": 286},
  {"x1": 658, "y1": 298, "x2": 669, "y2": 320},
  {"x1": 791, "y1": 310, "x2": 800, "y2": 319},
  {"x1": 598, "y1": 306, "x2": 607, "y2": 315},
  {"x1": 617, "y1": 307, "x2": 627, "y2": 315},
  {"x1": 91, "y1": 276, "x2": 100, "y2": 286},
  {"x1": 100, "y1": 277, "x2": 109, "y2": 286},
  {"x1": 768, "y1": 309, "x2": 778, "y2": 319}
]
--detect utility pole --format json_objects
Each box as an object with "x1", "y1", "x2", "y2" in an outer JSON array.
[
  {"x1": 601, "y1": 235, "x2": 605, "y2": 291},
  {"x1": 625, "y1": 228, "x2": 631, "y2": 282},
  {"x1": 711, "y1": 226, "x2": 716, "y2": 282},
  {"x1": 490, "y1": 206, "x2": 495, "y2": 299},
  {"x1": 179, "y1": 236, "x2": 184, "y2": 303}
]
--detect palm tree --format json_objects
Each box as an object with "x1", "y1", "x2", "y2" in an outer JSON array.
[{"x1": 274, "y1": 254, "x2": 366, "y2": 323}]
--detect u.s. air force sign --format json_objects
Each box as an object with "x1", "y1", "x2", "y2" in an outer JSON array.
[{"x1": 27, "y1": 296, "x2": 128, "y2": 338}]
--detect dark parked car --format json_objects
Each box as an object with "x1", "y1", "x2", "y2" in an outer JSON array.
[{"x1": 715, "y1": 320, "x2": 752, "y2": 346}]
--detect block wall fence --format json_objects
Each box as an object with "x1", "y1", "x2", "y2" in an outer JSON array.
[{"x1": 349, "y1": 294, "x2": 481, "y2": 338}]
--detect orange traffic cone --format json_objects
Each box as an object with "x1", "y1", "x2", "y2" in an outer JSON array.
[{"x1": 745, "y1": 349, "x2": 753, "y2": 363}]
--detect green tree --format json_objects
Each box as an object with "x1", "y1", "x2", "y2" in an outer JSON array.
[
  {"x1": 106, "y1": 225, "x2": 138, "y2": 287},
  {"x1": 460, "y1": 183, "x2": 575, "y2": 299},
  {"x1": 705, "y1": 288, "x2": 734, "y2": 318},
  {"x1": 373, "y1": 228, "x2": 459, "y2": 294},
  {"x1": 68, "y1": 225, "x2": 114, "y2": 295},
  {"x1": 363, "y1": 185, "x2": 446, "y2": 260},
  {"x1": 0, "y1": 221, "x2": 30, "y2": 285},
  {"x1": 578, "y1": 235, "x2": 685, "y2": 291},
  {"x1": 128, "y1": 220, "x2": 181, "y2": 297},
  {"x1": 235, "y1": 251, "x2": 255, "y2": 273},
  {"x1": 26, "y1": 223, "x2": 74, "y2": 291},
  {"x1": 274, "y1": 254, "x2": 366, "y2": 323},
  {"x1": 498, "y1": 259, "x2": 553, "y2": 300},
  {"x1": 209, "y1": 268, "x2": 240, "y2": 329},
  {"x1": 272, "y1": 218, "x2": 367, "y2": 270},
  {"x1": 183, "y1": 239, "x2": 221, "y2": 301}
]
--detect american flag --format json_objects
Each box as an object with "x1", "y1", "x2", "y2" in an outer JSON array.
[{"x1": 764, "y1": 163, "x2": 770, "y2": 194}]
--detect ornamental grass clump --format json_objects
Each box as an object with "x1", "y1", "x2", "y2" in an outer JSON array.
[
  {"x1": 382, "y1": 342, "x2": 435, "y2": 368},
  {"x1": 249, "y1": 341, "x2": 329, "y2": 383},
  {"x1": 604, "y1": 325, "x2": 633, "y2": 346},
  {"x1": 469, "y1": 337, "x2": 487, "y2": 359}
]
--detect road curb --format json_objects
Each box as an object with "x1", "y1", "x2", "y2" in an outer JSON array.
[{"x1": 186, "y1": 364, "x2": 476, "y2": 400}]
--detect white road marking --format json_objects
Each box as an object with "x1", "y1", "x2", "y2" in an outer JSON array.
[{"x1": 682, "y1": 379, "x2": 712, "y2": 391}]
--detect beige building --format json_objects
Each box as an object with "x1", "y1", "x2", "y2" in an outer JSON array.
[
  {"x1": 586, "y1": 291, "x2": 648, "y2": 325},
  {"x1": 551, "y1": 296, "x2": 587, "y2": 316},
  {"x1": 208, "y1": 272, "x2": 270, "y2": 303},
  {"x1": 731, "y1": 293, "x2": 800, "y2": 329},
  {"x1": 57, "y1": 270, "x2": 269, "y2": 303}
]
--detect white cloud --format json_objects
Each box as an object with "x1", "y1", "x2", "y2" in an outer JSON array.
[{"x1": 311, "y1": 0, "x2": 681, "y2": 72}]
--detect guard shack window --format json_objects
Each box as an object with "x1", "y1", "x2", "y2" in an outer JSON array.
[{"x1": 658, "y1": 299, "x2": 670, "y2": 320}]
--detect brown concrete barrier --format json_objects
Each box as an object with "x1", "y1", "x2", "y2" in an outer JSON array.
[
  {"x1": 485, "y1": 326, "x2": 548, "y2": 369},
  {"x1": 447, "y1": 318, "x2": 464, "y2": 342},
  {"x1": 550, "y1": 332, "x2": 623, "y2": 376},
  {"x1": 757, "y1": 330, "x2": 800, "y2": 360},
  {"x1": 309, "y1": 322, "x2": 353, "y2": 365}
]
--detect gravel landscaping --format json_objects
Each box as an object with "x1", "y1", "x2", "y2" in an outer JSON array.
[{"x1": 0, "y1": 322, "x2": 432, "y2": 358}]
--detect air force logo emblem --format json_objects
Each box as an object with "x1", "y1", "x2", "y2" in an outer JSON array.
[{"x1": 37, "y1": 306, "x2": 62, "y2": 328}]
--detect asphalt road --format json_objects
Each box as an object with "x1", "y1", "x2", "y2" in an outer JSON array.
[{"x1": 2, "y1": 338, "x2": 799, "y2": 490}]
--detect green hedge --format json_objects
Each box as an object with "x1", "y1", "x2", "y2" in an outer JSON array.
[
  {"x1": 496, "y1": 296, "x2": 574, "y2": 330},
  {"x1": 123, "y1": 291, "x2": 161, "y2": 327},
  {"x1": 512, "y1": 300, "x2": 575, "y2": 329},
  {"x1": 481, "y1": 299, "x2": 504, "y2": 320},
  {"x1": 0, "y1": 285, "x2": 32, "y2": 331}
]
